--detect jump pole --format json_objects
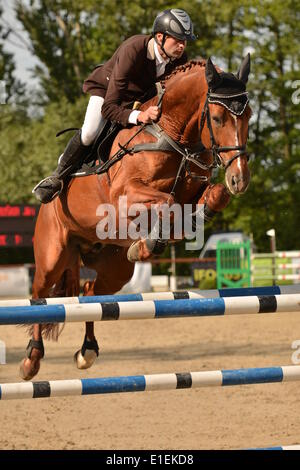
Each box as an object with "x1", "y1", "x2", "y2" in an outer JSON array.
[
  {"x1": 1, "y1": 365, "x2": 299, "y2": 400},
  {"x1": 0, "y1": 284, "x2": 299, "y2": 308},
  {"x1": 0, "y1": 294, "x2": 300, "y2": 325}
]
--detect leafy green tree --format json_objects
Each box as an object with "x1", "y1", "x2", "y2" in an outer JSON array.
[
  {"x1": 0, "y1": 94, "x2": 88, "y2": 203},
  {"x1": 14, "y1": 0, "x2": 210, "y2": 103},
  {"x1": 221, "y1": 0, "x2": 300, "y2": 250},
  {"x1": 0, "y1": 5, "x2": 25, "y2": 102}
]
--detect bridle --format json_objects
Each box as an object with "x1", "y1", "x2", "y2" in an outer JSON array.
[{"x1": 198, "y1": 91, "x2": 249, "y2": 171}]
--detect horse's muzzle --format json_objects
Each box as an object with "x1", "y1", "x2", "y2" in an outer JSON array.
[{"x1": 225, "y1": 171, "x2": 250, "y2": 195}]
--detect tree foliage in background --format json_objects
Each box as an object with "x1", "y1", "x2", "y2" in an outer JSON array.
[
  {"x1": 0, "y1": 5, "x2": 25, "y2": 101},
  {"x1": 219, "y1": 0, "x2": 300, "y2": 250},
  {"x1": 0, "y1": 0, "x2": 300, "y2": 253}
]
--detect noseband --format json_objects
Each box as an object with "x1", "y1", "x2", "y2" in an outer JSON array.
[{"x1": 199, "y1": 91, "x2": 249, "y2": 171}]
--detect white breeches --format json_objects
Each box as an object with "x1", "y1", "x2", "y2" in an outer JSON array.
[{"x1": 81, "y1": 96, "x2": 106, "y2": 146}]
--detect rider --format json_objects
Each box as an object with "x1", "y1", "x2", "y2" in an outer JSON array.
[{"x1": 33, "y1": 9, "x2": 196, "y2": 204}]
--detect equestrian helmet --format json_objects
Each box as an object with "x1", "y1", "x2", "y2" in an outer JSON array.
[{"x1": 152, "y1": 9, "x2": 196, "y2": 41}]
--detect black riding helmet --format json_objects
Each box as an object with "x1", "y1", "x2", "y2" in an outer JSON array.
[
  {"x1": 152, "y1": 9, "x2": 195, "y2": 60},
  {"x1": 152, "y1": 9, "x2": 196, "y2": 42}
]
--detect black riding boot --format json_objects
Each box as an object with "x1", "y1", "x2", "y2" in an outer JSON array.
[{"x1": 33, "y1": 130, "x2": 91, "y2": 204}]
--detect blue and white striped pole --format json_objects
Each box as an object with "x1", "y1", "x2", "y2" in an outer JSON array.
[
  {"x1": 0, "y1": 284, "x2": 299, "y2": 308},
  {"x1": 0, "y1": 365, "x2": 299, "y2": 400},
  {"x1": 0, "y1": 293, "x2": 300, "y2": 325},
  {"x1": 248, "y1": 445, "x2": 300, "y2": 450}
]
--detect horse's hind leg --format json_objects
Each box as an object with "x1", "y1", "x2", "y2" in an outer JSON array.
[
  {"x1": 20, "y1": 253, "x2": 80, "y2": 381},
  {"x1": 74, "y1": 245, "x2": 134, "y2": 370},
  {"x1": 20, "y1": 204, "x2": 79, "y2": 380},
  {"x1": 73, "y1": 278, "x2": 100, "y2": 370}
]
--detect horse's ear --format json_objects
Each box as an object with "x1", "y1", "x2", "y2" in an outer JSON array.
[
  {"x1": 205, "y1": 57, "x2": 222, "y2": 89},
  {"x1": 236, "y1": 53, "x2": 251, "y2": 84}
]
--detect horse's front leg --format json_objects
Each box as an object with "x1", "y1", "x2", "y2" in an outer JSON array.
[
  {"x1": 125, "y1": 182, "x2": 231, "y2": 262},
  {"x1": 116, "y1": 182, "x2": 175, "y2": 262},
  {"x1": 197, "y1": 182, "x2": 231, "y2": 221},
  {"x1": 127, "y1": 230, "x2": 168, "y2": 262}
]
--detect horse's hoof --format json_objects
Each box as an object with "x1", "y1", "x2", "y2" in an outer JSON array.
[
  {"x1": 74, "y1": 349, "x2": 98, "y2": 370},
  {"x1": 19, "y1": 358, "x2": 41, "y2": 381},
  {"x1": 127, "y1": 241, "x2": 140, "y2": 262}
]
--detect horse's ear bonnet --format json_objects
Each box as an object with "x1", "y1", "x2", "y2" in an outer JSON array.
[{"x1": 205, "y1": 54, "x2": 250, "y2": 115}]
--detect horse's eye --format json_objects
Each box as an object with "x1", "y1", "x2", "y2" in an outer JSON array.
[{"x1": 212, "y1": 116, "x2": 222, "y2": 125}]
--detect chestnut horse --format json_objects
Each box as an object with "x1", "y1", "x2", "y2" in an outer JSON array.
[{"x1": 20, "y1": 56, "x2": 252, "y2": 380}]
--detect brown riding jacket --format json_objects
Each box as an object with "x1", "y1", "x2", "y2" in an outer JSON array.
[{"x1": 82, "y1": 34, "x2": 187, "y2": 127}]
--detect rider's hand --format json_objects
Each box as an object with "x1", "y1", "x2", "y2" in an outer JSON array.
[{"x1": 137, "y1": 106, "x2": 160, "y2": 124}]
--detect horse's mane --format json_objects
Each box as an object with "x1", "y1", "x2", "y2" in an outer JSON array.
[{"x1": 161, "y1": 59, "x2": 207, "y2": 87}]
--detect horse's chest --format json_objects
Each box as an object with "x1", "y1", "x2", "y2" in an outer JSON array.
[{"x1": 180, "y1": 177, "x2": 204, "y2": 201}]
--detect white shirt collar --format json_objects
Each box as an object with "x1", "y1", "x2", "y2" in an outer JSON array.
[{"x1": 153, "y1": 40, "x2": 169, "y2": 66}]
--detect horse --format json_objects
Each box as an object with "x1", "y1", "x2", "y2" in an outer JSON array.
[{"x1": 20, "y1": 55, "x2": 252, "y2": 380}]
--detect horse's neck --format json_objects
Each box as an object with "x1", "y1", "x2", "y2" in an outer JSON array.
[{"x1": 159, "y1": 71, "x2": 206, "y2": 145}]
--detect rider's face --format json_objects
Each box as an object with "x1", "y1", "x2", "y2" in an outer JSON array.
[{"x1": 156, "y1": 33, "x2": 187, "y2": 59}]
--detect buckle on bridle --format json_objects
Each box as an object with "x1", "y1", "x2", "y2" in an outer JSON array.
[{"x1": 215, "y1": 152, "x2": 223, "y2": 167}]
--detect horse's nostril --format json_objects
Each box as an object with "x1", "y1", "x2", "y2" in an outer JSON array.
[{"x1": 232, "y1": 176, "x2": 236, "y2": 187}]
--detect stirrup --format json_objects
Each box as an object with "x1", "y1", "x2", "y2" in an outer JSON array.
[
  {"x1": 32, "y1": 175, "x2": 63, "y2": 193},
  {"x1": 32, "y1": 176, "x2": 64, "y2": 202}
]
